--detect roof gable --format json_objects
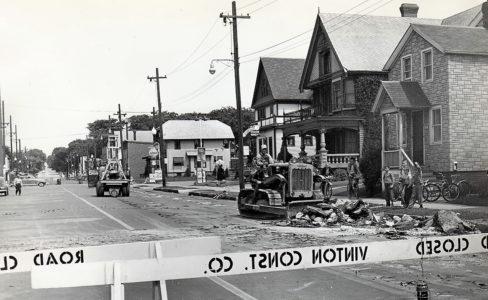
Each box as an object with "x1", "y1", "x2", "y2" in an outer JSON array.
[
  {"x1": 372, "y1": 81, "x2": 431, "y2": 113},
  {"x1": 442, "y1": 4, "x2": 482, "y2": 27},
  {"x1": 252, "y1": 57, "x2": 312, "y2": 107},
  {"x1": 385, "y1": 23, "x2": 488, "y2": 70},
  {"x1": 317, "y1": 13, "x2": 441, "y2": 72}
]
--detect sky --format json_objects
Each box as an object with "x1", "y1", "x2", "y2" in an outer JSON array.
[{"x1": 0, "y1": 0, "x2": 482, "y2": 155}]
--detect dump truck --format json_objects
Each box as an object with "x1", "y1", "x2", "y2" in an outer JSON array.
[{"x1": 238, "y1": 161, "x2": 332, "y2": 218}]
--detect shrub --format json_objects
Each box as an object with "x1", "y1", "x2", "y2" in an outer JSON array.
[{"x1": 184, "y1": 167, "x2": 191, "y2": 177}]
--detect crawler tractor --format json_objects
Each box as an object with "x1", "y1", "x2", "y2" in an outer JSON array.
[{"x1": 238, "y1": 162, "x2": 332, "y2": 218}]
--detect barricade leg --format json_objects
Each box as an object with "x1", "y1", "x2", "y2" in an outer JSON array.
[
  {"x1": 111, "y1": 262, "x2": 124, "y2": 300},
  {"x1": 151, "y1": 242, "x2": 168, "y2": 300}
]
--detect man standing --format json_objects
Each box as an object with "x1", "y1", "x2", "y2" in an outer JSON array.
[
  {"x1": 411, "y1": 162, "x2": 423, "y2": 208},
  {"x1": 347, "y1": 157, "x2": 360, "y2": 199},
  {"x1": 14, "y1": 176, "x2": 22, "y2": 196},
  {"x1": 383, "y1": 167, "x2": 394, "y2": 206}
]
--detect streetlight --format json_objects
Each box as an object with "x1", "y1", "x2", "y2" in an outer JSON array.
[
  {"x1": 209, "y1": 57, "x2": 245, "y2": 189},
  {"x1": 208, "y1": 59, "x2": 233, "y2": 74}
]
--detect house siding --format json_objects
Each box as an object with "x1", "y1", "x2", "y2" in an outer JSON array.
[
  {"x1": 448, "y1": 54, "x2": 488, "y2": 171},
  {"x1": 389, "y1": 31, "x2": 450, "y2": 171}
]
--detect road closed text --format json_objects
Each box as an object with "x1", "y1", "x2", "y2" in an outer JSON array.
[
  {"x1": 416, "y1": 237, "x2": 469, "y2": 255},
  {"x1": 0, "y1": 249, "x2": 84, "y2": 273}
]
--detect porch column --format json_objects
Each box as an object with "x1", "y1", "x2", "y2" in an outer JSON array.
[
  {"x1": 359, "y1": 122, "x2": 364, "y2": 157},
  {"x1": 299, "y1": 132, "x2": 307, "y2": 157},
  {"x1": 319, "y1": 128, "x2": 328, "y2": 168}
]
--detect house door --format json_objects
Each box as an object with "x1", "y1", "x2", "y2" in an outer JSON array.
[{"x1": 412, "y1": 111, "x2": 424, "y2": 165}]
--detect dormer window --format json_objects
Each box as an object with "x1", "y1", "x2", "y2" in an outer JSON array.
[
  {"x1": 319, "y1": 50, "x2": 331, "y2": 75},
  {"x1": 421, "y1": 48, "x2": 433, "y2": 82},
  {"x1": 401, "y1": 54, "x2": 412, "y2": 81}
]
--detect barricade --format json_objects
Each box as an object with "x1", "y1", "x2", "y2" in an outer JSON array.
[
  {"x1": 31, "y1": 233, "x2": 488, "y2": 299},
  {"x1": 1, "y1": 236, "x2": 221, "y2": 299}
]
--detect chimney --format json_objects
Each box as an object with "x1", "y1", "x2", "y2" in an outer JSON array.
[
  {"x1": 400, "y1": 3, "x2": 419, "y2": 18},
  {"x1": 483, "y1": 1, "x2": 488, "y2": 29}
]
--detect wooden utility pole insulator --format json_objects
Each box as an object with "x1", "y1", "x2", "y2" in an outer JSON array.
[{"x1": 219, "y1": 1, "x2": 250, "y2": 190}]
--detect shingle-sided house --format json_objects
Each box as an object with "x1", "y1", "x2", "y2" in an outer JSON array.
[
  {"x1": 279, "y1": 4, "x2": 442, "y2": 169},
  {"x1": 372, "y1": 21, "x2": 488, "y2": 181},
  {"x1": 249, "y1": 57, "x2": 315, "y2": 159}
]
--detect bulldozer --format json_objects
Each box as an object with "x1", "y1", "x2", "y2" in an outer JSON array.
[
  {"x1": 238, "y1": 160, "x2": 333, "y2": 219},
  {"x1": 95, "y1": 134, "x2": 131, "y2": 197}
]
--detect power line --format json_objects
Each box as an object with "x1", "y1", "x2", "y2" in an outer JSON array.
[
  {"x1": 167, "y1": 69, "x2": 233, "y2": 107},
  {"x1": 169, "y1": 31, "x2": 230, "y2": 76},
  {"x1": 237, "y1": 0, "x2": 262, "y2": 11},
  {"x1": 9, "y1": 103, "x2": 113, "y2": 113},
  {"x1": 248, "y1": 0, "x2": 280, "y2": 14},
  {"x1": 239, "y1": 0, "x2": 372, "y2": 59},
  {"x1": 167, "y1": 18, "x2": 220, "y2": 75}
]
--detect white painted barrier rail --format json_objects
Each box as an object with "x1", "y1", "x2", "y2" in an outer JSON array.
[{"x1": 31, "y1": 233, "x2": 488, "y2": 294}]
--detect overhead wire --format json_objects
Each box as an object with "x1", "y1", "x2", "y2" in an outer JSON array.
[
  {"x1": 167, "y1": 18, "x2": 220, "y2": 75},
  {"x1": 248, "y1": 0, "x2": 280, "y2": 14},
  {"x1": 237, "y1": 0, "x2": 263, "y2": 11},
  {"x1": 239, "y1": 0, "x2": 372, "y2": 59}
]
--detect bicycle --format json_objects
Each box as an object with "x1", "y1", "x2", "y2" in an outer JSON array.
[
  {"x1": 450, "y1": 173, "x2": 471, "y2": 199},
  {"x1": 425, "y1": 172, "x2": 460, "y2": 202}
]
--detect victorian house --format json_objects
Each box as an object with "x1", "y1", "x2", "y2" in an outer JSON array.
[
  {"x1": 249, "y1": 57, "x2": 315, "y2": 160},
  {"x1": 279, "y1": 4, "x2": 441, "y2": 169}
]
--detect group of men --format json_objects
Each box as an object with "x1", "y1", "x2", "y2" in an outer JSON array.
[{"x1": 383, "y1": 161, "x2": 423, "y2": 208}]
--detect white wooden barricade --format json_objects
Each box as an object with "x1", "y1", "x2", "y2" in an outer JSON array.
[
  {"x1": 1, "y1": 236, "x2": 221, "y2": 300},
  {"x1": 31, "y1": 234, "x2": 488, "y2": 299}
]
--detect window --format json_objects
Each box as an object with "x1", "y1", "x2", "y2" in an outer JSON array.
[
  {"x1": 401, "y1": 55, "x2": 412, "y2": 80},
  {"x1": 319, "y1": 50, "x2": 331, "y2": 75},
  {"x1": 259, "y1": 76, "x2": 270, "y2": 98},
  {"x1": 194, "y1": 140, "x2": 203, "y2": 149},
  {"x1": 257, "y1": 107, "x2": 266, "y2": 120},
  {"x1": 223, "y1": 139, "x2": 229, "y2": 148},
  {"x1": 422, "y1": 48, "x2": 433, "y2": 82},
  {"x1": 174, "y1": 140, "x2": 181, "y2": 150},
  {"x1": 332, "y1": 80, "x2": 342, "y2": 110},
  {"x1": 173, "y1": 157, "x2": 184, "y2": 168},
  {"x1": 344, "y1": 80, "x2": 355, "y2": 108},
  {"x1": 132, "y1": 131, "x2": 137, "y2": 141},
  {"x1": 430, "y1": 107, "x2": 442, "y2": 144},
  {"x1": 303, "y1": 136, "x2": 313, "y2": 146},
  {"x1": 269, "y1": 105, "x2": 274, "y2": 116},
  {"x1": 286, "y1": 136, "x2": 295, "y2": 147}
]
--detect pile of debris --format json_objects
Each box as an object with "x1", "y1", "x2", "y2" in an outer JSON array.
[{"x1": 288, "y1": 199, "x2": 478, "y2": 234}]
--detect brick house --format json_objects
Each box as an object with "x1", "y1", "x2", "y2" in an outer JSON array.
[
  {"x1": 248, "y1": 57, "x2": 315, "y2": 160},
  {"x1": 372, "y1": 20, "x2": 488, "y2": 182},
  {"x1": 279, "y1": 4, "x2": 442, "y2": 169}
]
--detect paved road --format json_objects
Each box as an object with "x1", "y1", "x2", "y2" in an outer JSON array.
[{"x1": 0, "y1": 183, "x2": 484, "y2": 299}]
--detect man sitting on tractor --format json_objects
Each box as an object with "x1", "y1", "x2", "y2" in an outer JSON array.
[{"x1": 252, "y1": 145, "x2": 274, "y2": 183}]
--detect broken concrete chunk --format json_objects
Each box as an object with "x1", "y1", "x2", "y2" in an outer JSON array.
[
  {"x1": 393, "y1": 215, "x2": 402, "y2": 223},
  {"x1": 295, "y1": 212, "x2": 304, "y2": 219},
  {"x1": 401, "y1": 214, "x2": 413, "y2": 222}
]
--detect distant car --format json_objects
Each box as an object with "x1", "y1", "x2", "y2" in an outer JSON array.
[
  {"x1": 0, "y1": 177, "x2": 8, "y2": 195},
  {"x1": 19, "y1": 175, "x2": 47, "y2": 187}
]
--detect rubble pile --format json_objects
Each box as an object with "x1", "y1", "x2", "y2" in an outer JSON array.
[{"x1": 288, "y1": 199, "x2": 478, "y2": 234}]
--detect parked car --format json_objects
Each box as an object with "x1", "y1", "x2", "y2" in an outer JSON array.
[
  {"x1": 19, "y1": 175, "x2": 47, "y2": 187},
  {"x1": 0, "y1": 177, "x2": 8, "y2": 195}
]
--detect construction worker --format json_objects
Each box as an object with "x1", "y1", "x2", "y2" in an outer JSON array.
[{"x1": 255, "y1": 144, "x2": 274, "y2": 166}]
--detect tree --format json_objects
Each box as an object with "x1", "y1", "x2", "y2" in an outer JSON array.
[
  {"x1": 207, "y1": 106, "x2": 254, "y2": 139},
  {"x1": 48, "y1": 147, "x2": 69, "y2": 173},
  {"x1": 24, "y1": 149, "x2": 47, "y2": 174}
]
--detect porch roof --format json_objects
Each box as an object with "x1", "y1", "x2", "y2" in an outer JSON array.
[
  {"x1": 372, "y1": 81, "x2": 431, "y2": 114},
  {"x1": 279, "y1": 115, "x2": 363, "y2": 137}
]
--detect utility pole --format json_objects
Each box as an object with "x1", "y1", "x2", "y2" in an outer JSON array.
[
  {"x1": 151, "y1": 107, "x2": 156, "y2": 130},
  {"x1": 2, "y1": 101, "x2": 5, "y2": 148},
  {"x1": 220, "y1": 1, "x2": 250, "y2": 190},
  {"x1": 9, "y1": 116, "x2": 12, "y2": 161},
  {"x1": 114, "y1": 104, "x2": 127, "y2": 171},
  {"x1": 14, "y1": 124, "x2": 18, "y2": 159},
  {"x1": 147, "y1": 68, "x2": 167, "y2": 187}
]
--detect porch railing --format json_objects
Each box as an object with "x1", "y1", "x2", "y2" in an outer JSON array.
[
  {"x1": 327, "y1": 153, "x2": 360, "y2": 168},
  {"x1": 283, "y1": 107, "x2": 315, "y2": 124},
  {"x1": 257, "y1": 115, "x2": 284, "y2": 127}
]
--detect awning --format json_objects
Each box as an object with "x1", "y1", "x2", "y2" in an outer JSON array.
[{"x1": 372, "y1": 81, "x2": 431, "y2": 114}]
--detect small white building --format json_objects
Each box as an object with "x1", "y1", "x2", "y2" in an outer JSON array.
[{"x1": 163, "y1": 120, "x2": 234, "y2": 176}]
